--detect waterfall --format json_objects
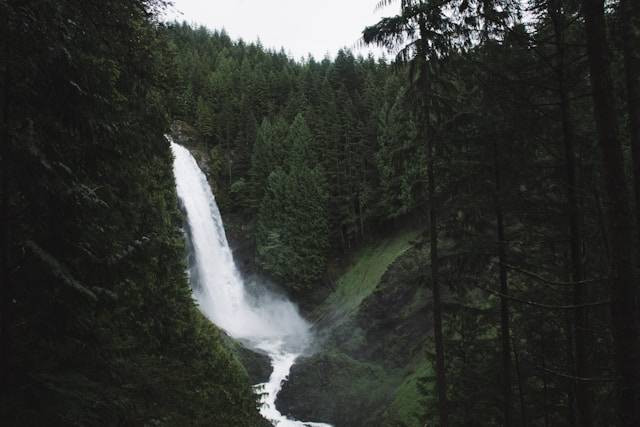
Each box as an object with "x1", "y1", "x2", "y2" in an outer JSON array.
[{"x1": 171, "y1": 140, "x2": 331, "y2": 427}]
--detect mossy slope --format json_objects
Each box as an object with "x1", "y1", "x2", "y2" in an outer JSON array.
[{"x1": 278, "y1": 230, "x2": 436, "y2": 427}]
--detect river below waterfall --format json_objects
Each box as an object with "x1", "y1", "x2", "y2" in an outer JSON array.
[{"x1": 171, "y1": 140, "x2": 331, "y2": 427}]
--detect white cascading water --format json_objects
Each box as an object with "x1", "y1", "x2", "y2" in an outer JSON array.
[{"x1": 170, "y1": 140, "x2": 331, "y2": 427}]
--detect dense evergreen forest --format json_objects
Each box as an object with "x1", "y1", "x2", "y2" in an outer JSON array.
[
  {"x1": 3, "y1": 0, "x2": 640, "y2": 426},
  {"x1": 1, "y1": 1, "x2": 265, "y2": 425}
]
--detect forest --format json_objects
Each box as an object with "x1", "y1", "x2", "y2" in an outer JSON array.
[{"x1": 2, "y1": 0, "x2": 640, "y2": 426}]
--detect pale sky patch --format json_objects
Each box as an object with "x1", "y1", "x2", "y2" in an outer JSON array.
[{"x1": 164, "y1": 0, "x2": 395, "y2": 60}]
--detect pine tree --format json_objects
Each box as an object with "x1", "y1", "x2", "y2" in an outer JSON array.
[
  {"x1": 285, "y1": 115, "x2": 329, "y2": 289},
  {"x1": 255, "y1": 115, "x2": 329, "y2": 294},
  {"x1": 581, "y1": 1, "x2": 640, "y2": 423}
]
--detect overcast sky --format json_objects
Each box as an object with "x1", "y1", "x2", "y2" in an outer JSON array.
[{"x1": 164, "y1": 0, "x2": 395, "y2": 60}]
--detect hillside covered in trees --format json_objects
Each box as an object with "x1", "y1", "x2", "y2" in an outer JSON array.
[
  {"x1": 3, "y1": 0, "x2": 640, "y2": 426},
  {"x1": 1, "y1": 1, "x2": 265, "y2": 425}
]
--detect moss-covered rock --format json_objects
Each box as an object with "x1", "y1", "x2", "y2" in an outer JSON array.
[
  {"x1": 220, "y1": 334, "x2": 272, "y2": 385},
  {"x1": 354, "y1": 249, "x2": 431, "y2": 367},
  {"x1": 277, "y1": 352, "x2": 394, "y2": 427},
  {"x1": 279, "y1": 232, "x2": 438, "y2": 427}
]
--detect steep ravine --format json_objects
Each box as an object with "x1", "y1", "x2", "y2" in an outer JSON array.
[
  {"x1": 171, "y1": 122, "x2": 439, "y2": 426},
  {"x1": 172, "y1": 139, "x2": 332, "y2": 426}
]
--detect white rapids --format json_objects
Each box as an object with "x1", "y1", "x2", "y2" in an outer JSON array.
[{"x1": 170, "y1": 140, "x2": 331, "y2": 427}]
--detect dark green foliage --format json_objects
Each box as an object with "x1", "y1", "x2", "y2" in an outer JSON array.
[
  {"x1": 250, "y1": 117, "x2": 290, "y2": 208},
  {"x1": 4, "y1": 0, "x2": 639, "y2": 424},
  {"x1": 162, "y1": 1, "x2": 640, "y2": 425},
  {"x1": 163, "y1": 24, "x2": 427, "y2": 286},
  {"x1": 0, "y1": 1, "x2": 262, "y2": 425},
  {"x1": 255, "y1": 115, "x2": 329, "y2": 293},
  {"x1": 374, "y1": 77, "x2": 423, "y2": 225}
]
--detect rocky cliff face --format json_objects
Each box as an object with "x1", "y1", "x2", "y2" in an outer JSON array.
[
  {"x1": 170, "y1": 121, "x2": 271, "y2": 385},
  {"x1": 278, "y1": 240, "x2": 437, "y2": 427},
  {"x1": 170, "y1": 121, "x2": 256, "y2": 274}
]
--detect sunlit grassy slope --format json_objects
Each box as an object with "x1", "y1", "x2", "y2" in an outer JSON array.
[{"x1": 319, "y1": 229, "x2": 420, "y2": 324}]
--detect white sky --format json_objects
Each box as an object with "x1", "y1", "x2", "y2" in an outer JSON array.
[{"x1": 164, "y1": 0, "x2": 395, "y2": 60}]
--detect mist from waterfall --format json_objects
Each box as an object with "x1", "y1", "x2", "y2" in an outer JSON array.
[{"x1": 171, "y1": 140, "x2": 331, "y2": 427}]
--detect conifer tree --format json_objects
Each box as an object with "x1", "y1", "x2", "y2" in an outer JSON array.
[{"x1": 255, "y1": 115, "x2": 328, "y2": 293}]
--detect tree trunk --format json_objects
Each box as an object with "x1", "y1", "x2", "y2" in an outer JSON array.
[
  {"x1": 582, "y1": 1, "x2": 640, "y2": 424},
  {"x1": 418, "y1": 14, "x2": 448, "y2": 426},
  {"x1": 428, "y1": 122, "x2": 448, "y2": 427},
  {"x1": 550, "y1": 2, "x2": 592, "y2": 423},
  {"x1": 0, "y1": 1, "x2": 11, "y2": 398},
  {"x1": 621, "y1": 0, "x2": 640, "y2": 243},
  {"x1": 541, "y1": 340, "x2": 551, "y2": 427},
  {"x1": 493, "y1": 140, "x2": 512, "y2": 426},
  {"x1": 512, "y1": 336, "x2": 527, "y2": 427}
]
